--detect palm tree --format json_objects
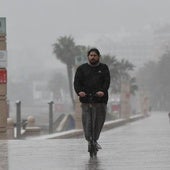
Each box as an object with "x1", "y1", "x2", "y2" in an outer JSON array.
[
  {"x1": 53, "y1": 36, "x2": 79, "y2": 109},
  {"x1": 101, "y1": 54, "x2": 120, "y2": 93},
  {"x1": 118, "y1": 59, "x2": 134, "y2": 80},
  {"x1": 102, "y1": 55, "x2": 137, "y2": 94}
]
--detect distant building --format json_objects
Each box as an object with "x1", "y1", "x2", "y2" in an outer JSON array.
[
  {"x1": 97, "y1": 24, "x2": 170, "y2": 69},
  {"x1": 33, "y1": 81, "x2": 53, "y2": 105},
  {"x1": 153, "y1": 23, "x2": 170, "y2": 58},
  {"x1": 112, "y1": 33, "x2": 154, "y2": 69},
  {"x1": 96, "y1": 30, "x2": 154, "y2": 69}
]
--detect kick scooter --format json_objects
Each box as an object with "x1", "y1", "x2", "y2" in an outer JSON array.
[{"x1": 88, "y1": 93, "x2": 98, "y2": 158}]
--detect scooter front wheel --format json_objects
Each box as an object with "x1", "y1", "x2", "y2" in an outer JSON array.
[{"x1": 89, "y1": 142, "x2": 97, "y2": 158}]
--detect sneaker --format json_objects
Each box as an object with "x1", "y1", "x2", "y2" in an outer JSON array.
[{"x1": 95, "y1": 141, "x2": 102, "y2": 150}]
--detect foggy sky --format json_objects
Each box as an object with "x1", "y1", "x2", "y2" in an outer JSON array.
[{"x1": 1, "y1": 0, "x2": 170, "y2": 78}]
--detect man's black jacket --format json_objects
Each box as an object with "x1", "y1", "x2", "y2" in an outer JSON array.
[{"x1": 74, "y1": 63, "x2": 110, "y2": 104}]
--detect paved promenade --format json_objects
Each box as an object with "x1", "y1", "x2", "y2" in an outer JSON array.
[{"x1": 0, "y1": 111, "x2": 170, "y2": 170}]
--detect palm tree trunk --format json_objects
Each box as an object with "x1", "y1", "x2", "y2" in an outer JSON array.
[{"x1": 67, "y1": 64, "x2": 75, "y2": 110}]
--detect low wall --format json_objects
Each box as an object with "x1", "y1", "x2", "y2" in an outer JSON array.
[{"x1": 32, "y1": 114, "x2": 146, "y2": 140}]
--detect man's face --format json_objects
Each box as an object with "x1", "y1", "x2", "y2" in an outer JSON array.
[{"x1": 88, "y1": 51, "x2": 100, "y2": 65}]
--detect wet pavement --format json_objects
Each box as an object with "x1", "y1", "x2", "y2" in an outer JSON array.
[{"x1": 1, "y1": 111, "x2": 170, "y2": 170}]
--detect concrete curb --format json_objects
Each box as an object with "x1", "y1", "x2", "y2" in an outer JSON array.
[{"x1": 31, "y1": 114, "x2": 146, "y2": 140}]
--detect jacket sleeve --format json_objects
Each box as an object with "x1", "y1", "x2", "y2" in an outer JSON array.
[
  {"x1": 100, "y1": 64, "x2": 110, "y2": 93},
  {"x1": 73, "y1": 66, "x2": 85, "y2": 95}
]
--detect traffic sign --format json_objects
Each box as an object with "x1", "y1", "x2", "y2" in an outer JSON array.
[
  {"x1": 0, "y1": 18, "x2": 6, "y2": 34},
  {"x1": 0, "y1": 69, "x2": 7, "y2": 84},
  {"x1": 0, "y1": 50, "x2": 7, "y2": 68}
]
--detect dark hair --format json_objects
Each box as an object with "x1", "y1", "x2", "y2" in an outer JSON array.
[{"x1": 87, "y1": 48, "x2": 101, "y2": 57}]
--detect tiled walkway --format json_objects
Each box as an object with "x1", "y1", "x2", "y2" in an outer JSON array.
[{"x1": 0, "y1": 112, "x2": 170, "y2": 170}]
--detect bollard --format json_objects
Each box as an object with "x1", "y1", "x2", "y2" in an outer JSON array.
[
  {"x1": 16, "y1": 100, "x2": 21, "y2": 139},
  {"x1": 7, "y1": 117, "x2": 14, "y2": 139},
  {"x1": 48, "y1": 101, "x2": 54, "y2": 134}
]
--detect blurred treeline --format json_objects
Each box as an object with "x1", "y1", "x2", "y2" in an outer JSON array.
[{"x1": 137, "y1": 50, "x2": 170, "y2": 111}]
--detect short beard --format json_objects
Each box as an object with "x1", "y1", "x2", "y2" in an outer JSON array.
[{"x1": 89, "y1": 59, "x2": 99, "y2": 65}]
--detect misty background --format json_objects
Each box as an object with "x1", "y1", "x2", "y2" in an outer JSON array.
[{"x1": 1, "y1": 0, "x2": 170, "y2": 125}]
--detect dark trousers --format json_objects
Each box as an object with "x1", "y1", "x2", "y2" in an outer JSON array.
[{"x1": 81, "y1": 103, "x2": 106, "y2": 142}]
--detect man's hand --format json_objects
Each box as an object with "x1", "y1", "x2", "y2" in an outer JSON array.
[
  {"x1": 96, "y1": 91, "x2": 104, "y2": 97},
  {"x1": 78, "y1": 92, "x2": 86, "y2": 97}
]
